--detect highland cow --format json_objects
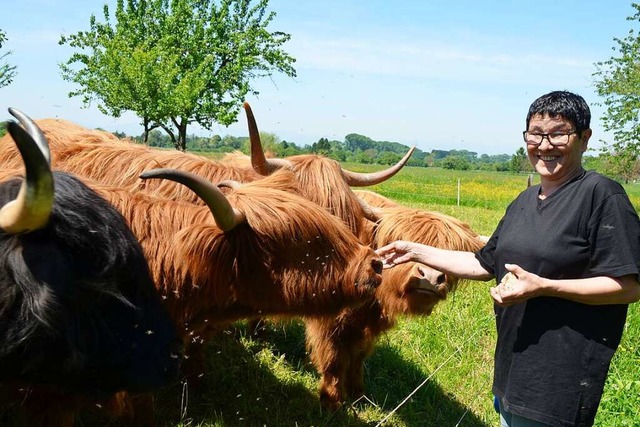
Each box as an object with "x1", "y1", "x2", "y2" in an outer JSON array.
[
  {"x1": 0, "y1": 109, "x2": 182, "y2": 426},
  {"x1": 32, "y1": 166, "x2": 380, "y2": 405},
  {"x1": 0, "y1": 106, "x2": 416, "y2": 411},
  {"x1": 305, "y1": 195, "x2": 486, "y2": 409}
]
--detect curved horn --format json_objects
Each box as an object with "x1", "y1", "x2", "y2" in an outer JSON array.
[
  {"x1": 8, "y1": 107, "x2": 51, "y2": 165},
  {"x1": 0, "y1": 111, "x2": 54, "y2": 234},
  {"x1": 356, "y1": 196, "x2": 383, "y2": 222},
  {"x1": 244, "y1": 101, "x2": 291, "y2": 175},
  {"x1": 343, "y1": 146, "x2": 416, "y2": 187},
  {"x1": 139, "y1": 168, "x2": 245, "y2": 231},
  {"x1": 217, "y1": 179, "x2": 242, "y2": 190}
]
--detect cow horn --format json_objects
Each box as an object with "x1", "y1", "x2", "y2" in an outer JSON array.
[
  {"x1": 8, "y1": 107, "x2": 51, "y2": 164},
  {"x1": 244, "y1": 101, "x2": 291, "y2": 175},
  {"x1": 217, "y1": 179, "x2": 242, "y2": 190},
  {"x1": 139, "y1": 168, "x2": 246, "y2": 231},
  {"x1": 0, "y1": 109, "x2": 54, "y2": 234},
  {"x1": 356, "y1": 197, "x2": 383, "y2": 222},
  {"x1": 342, "y1": 146, "x2": 416, "y2": 186}
]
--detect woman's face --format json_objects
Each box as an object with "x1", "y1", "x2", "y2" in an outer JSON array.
[{"x1": 526, "y1": 113, "x2": 591, "y2": 185}]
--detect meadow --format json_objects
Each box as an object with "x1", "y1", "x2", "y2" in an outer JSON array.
[{"x1": 81, "y1": 164, "x2": 639, "y2": 426}]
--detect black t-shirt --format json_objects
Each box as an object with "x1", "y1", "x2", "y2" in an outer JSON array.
[{"x1": 476, "y1": 170, "x2": 640, "y2": 426}]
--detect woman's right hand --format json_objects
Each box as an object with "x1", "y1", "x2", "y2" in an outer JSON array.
[{"x1": 375, "y1": 240, "x2": 418, "y2": 268}]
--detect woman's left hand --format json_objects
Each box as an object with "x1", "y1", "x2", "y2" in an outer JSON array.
[{"x1": 490, "y1": 263, "x2": 544, "y2": 306}]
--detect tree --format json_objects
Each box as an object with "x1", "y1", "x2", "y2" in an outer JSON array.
[
  {"x1": 593, "y1": 3, "x2": 640, "y2": 165},
  {"x1": 597, "y1": 151, "x2": 640, "y2": 183},
  {"x1": 378, "y1": 151, "x2": 401, "y2": 165},
  {"x1": 311, "y1": 137, "x2": 331, "y2": 155},
  {"x1": 345, "y1": 133, "x2": 375, "y2": 151},
  {"x1": 510, "y1": 147, "x2": 531, "y2": 173},
  {"x1": 59, "y1": 0, "x2": 296, "y2": 151},
  {"x1": 0, "y1": 29, "x2": 17, "y2": 89},
  {"x1": 242, "y1": 131, "x2": 280, "y2": 155},
  {"x1": 441, "y1": 156, "x2": 470, "y2": 170},
  {"x1": 146, "y1": 129, "x2": 171, "y2": 147}
]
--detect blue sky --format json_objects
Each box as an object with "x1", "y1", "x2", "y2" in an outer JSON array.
[{"x1": 0, "y1": 0, "x2": 636, "y2": 155}]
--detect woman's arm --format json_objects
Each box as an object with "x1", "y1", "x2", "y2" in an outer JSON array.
[{"x1": 375, "y1": 240, "x2": 494, "y2": 281}]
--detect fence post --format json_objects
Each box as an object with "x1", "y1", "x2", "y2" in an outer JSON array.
[{"x1": 457, "y1": 178, "x2": 461, "y2": 206}]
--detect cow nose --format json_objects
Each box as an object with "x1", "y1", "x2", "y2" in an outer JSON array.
[
  {"x1": 372, "y1": 258, "x2": 383, "y2": 275},
  {"x1": 416, "y1": 265, "x2": 446, "y2": 286}
]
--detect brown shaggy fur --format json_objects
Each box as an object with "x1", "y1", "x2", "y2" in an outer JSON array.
[
  {"x1": 305, "y1": 199, "x2": 486, "y2": 409},
  {"x1": 0, "y1": 167, "x2": 384, "y2": 423},
  {"x1": 79, "y1": 170, "x2": 384, "y2": 344},
  {"x1": 0, "y1": 119, "x2": 262, "y2": 203},
  {"x1": 284, "y1": 155, "x2": 370, "y2": 238}
]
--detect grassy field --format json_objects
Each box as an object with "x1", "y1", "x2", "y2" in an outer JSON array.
[{"x1": 78, "y1": 164, "x2": 638, "y2": 426}]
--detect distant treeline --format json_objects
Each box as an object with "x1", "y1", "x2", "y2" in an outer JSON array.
[{"x1": 125, "y1": 128, "x2": 523, "y2": 172}]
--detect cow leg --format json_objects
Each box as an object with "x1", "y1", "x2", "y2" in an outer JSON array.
[
  {"x1": 304, "y1": 316, "x2": 355, "y2": 411},
  {"x1": 345, "y1": 349, "x2": 367, "y2": 399},
  {"x1": 304, "y1": 303, "x2": 383, "y2": 410}
]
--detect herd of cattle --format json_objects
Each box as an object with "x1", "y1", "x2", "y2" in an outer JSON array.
[{"x1": 0, "y1": 104, "x2": 487, "y2": 426}]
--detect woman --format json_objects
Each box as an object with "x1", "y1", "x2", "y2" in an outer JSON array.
[{"x1": 376, "y1": 91, "x2": 640, "y2": 427}]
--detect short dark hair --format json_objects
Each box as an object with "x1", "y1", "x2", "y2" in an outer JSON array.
[{"x1": 526, "y1": 90, "x2": 591, "y2": 132}]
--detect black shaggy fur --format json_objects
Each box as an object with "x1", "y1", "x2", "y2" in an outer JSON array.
[{"x1": 0, "y1": 172, "x2": 182, "y2": 396}]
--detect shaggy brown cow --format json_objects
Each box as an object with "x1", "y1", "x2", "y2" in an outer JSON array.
[
  {"x1": 304, "y1": 194, "x2": 486, "y2": 409},
  {"x1": 66, "y1": 168, "x2": 383, "y2": 385}
]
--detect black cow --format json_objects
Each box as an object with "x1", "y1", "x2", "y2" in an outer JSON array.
[{"x1": 0, "y1": 108, "x2": 183, "y2": 426}]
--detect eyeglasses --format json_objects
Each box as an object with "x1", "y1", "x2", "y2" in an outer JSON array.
[{"x1": 522, "y1": 130, "x2": 577, "y2": 146}]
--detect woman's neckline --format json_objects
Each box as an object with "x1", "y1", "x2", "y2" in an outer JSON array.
[{"x1": 538, "y1": 168, "x2": 586, "y2": 200}]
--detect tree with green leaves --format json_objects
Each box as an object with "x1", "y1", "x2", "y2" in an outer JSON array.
[
  {"x1": 59, "y1": 0, "x2": 296, "y2": 151},
  {"x1": 0, "y1": 29, "x2": 17, "y2": 89},
  {"x1": 593, "y1": 3, "x2": 640, "y2": 171},
  {"x1": 510, "y1": 146, "x2": 531, "y2": 173},
  {"x1": 311, "y1": 137, "x2": 331, "y2": 155}
]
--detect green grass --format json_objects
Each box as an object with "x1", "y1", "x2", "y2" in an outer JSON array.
[{"x1": 62, "y1": 166, "x2": 640, "y2": 425}]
